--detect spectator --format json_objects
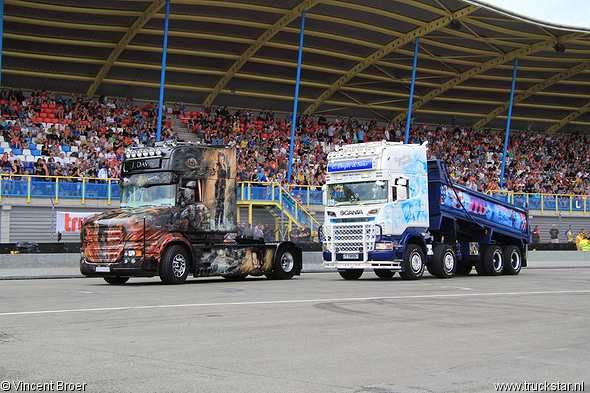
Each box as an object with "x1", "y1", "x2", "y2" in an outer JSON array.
[
  {"x1": 576, "y1": 229, "x2": 585, "y2": 250},
  {"x1": 578, "y1": 235, "x2": 590, "y2": 251},
  {"x1": 531, "y1": 225, "x2": 541, "y2": 243},
  {"x1": 300, "y1": 223, "x2": 311, "y2": 243},
  {"x1": 549, "y1": 224, "x2": 559, "y2": 243},
  {"x1": 566, "y1": 225, "x2": 575, "y2": 243}
]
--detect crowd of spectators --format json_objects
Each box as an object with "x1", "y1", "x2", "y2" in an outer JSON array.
[{"x1": 1, "y1": 86, "x2": 590, "y2": 197}]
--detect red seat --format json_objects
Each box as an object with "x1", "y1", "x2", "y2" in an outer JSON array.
[
  {"x1": 190, "y1": 111, "x2": 197, "y2": 116},
  {"x1": 41, "y1": 103, "x2": 48, "y2": 108},
  {"x1": 182, "y1": 119, "x2": 188, "y2": 124},
  {"x1": 48, "y1": 104, "x2": 56, "y2": 109}
]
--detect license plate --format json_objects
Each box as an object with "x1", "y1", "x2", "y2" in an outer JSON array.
[
  {"x1": 95, "y1": 266, "x2": 110, "y2": 273},
  {"x1": 342, "y1": 254, "x2": 360, "y2": 260}
]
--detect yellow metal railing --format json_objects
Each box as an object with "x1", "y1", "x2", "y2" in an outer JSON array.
[
  {"x1": 0, "y1": 174, "x2": 118, "y2": 205},
  {"x1": 237, "y1": 181, "x2": 321, "y2": 239},
  {"x1": 486, "y1": 189, "x2": 589, "y2": 215}
]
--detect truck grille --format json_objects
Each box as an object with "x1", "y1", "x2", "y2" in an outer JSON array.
[{"x1": 323, "y1": 223, "x2": 378, "y2": 253}]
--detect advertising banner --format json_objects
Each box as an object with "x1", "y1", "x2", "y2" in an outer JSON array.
[{"x1": 56, "y1": 212, "x2": 100, "y2": 233}]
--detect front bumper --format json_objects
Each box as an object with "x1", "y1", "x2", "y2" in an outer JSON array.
[
  {"x1": 323, "y1": 251, "x2": 402, "y2": 270},
  {"x1": 80, "y1": 258, "x2": 150, "y2": 277}
]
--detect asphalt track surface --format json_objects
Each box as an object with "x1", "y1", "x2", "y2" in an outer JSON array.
[{"x1": 1, "y1": 269, "x2": 588, "y2": 393}]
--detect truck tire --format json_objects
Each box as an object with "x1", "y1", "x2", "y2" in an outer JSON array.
[
  {"x1": 430, "y1": 244, "x2": 456, "y2": 278},
  {"x1": 103, "y1": 276, "x2": 129, "y2": 285},
  {"x1": 266, "y1": 245, "x2": 298, "y2": 279},
  {"x1": 502, "y1": 245, "x2": 522, "y2": 275},
  {"x1": 399, "y1": 244, "x2": 425, "y2": 280},
  {"x1": 338, "y1": 269, "x2": 363, "y2": 280},
  {"x1": 481, "y1": 245, "x2": 504, "y2": 276},
  {"x1": 160, "y1": 245, "x2": 189, "y2": 284},
  {"x1": 374, "y1": 269, "x2": 395, "y2": 279}
]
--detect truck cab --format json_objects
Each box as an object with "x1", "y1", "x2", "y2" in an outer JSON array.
[
  {"x1": 81, "y1": 141, "x2": 301, "y2": 284},
  {"x1": 322, "y1": 141, "x2": 529, "y2": 280}
]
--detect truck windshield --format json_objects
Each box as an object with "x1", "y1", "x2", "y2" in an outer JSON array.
[
  {"x1": 328, "y1": 181, "x2": 388, "y2": 206},
  {"x1": 120, "y1": 172, "x2": 177, "y2": 208}
]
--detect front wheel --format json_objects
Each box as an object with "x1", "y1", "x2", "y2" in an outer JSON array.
[
  {"x1": 103, "y1": 276, "x2": 129, "y2": 285},
  {"x1": 338, "y1": 269, "x2": 363, "y2": 280},
  {"x1": 266, "y1": 246, "x2": 298, "y2": 279},
  {"x1": 399, "y1": 244, "x2": 425, "y2": 280},
  {"x1": 160, "y1": 245, "x2": 190, "y2": 284},
  {"x1": 374, "y1": 269, "x2": 395, "y2": 279},
  {"x1": 503, "y1": 245, "x2": 522, "y2": 275},
  {"x1": 430, "y1": 244, "x2": 456, "y2": 278}
]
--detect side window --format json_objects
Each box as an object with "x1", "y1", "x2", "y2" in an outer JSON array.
[{"x1": 391, "y1": 186, "x2": 397, "y2": 202}]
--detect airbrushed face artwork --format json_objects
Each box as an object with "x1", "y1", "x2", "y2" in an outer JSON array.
[
  {"x1": 196, "y1": 248, "x2": 275, "y2": 277},
  {"x1": 174, "y1": 147, "x2": 237, "y2": 232},
  {"x1": 440, "y1": 185, "x2": 528, "y2": 233}
]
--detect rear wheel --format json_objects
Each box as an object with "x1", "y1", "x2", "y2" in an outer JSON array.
[
  {"x1": 103, "y1": 276, "x2": 129, "y2": 285},
  {"x1": 338, "y1": 269, "x2": 363, "y2": 280},
  {"x1": 430, "y1": 244, "x2": 456, "y2": 278},
  {"x1": 374, "y1": 269, "x2": 395, "y2": 279},
  {"x1": 481, "y1": 245, "x2": 504, "y2": 276},
  {"x1": 160, "y1": 245, "x2": 189, "y2": 284},
  {"x1": 266, "y1": 246, "x2": 298, "y2": 279},
  {"x1": 399, "y1": 244, "x2": 425, "y2": 280},
  {"x1": 503, "y1": 245, "x2": 522, "y2": 275}
]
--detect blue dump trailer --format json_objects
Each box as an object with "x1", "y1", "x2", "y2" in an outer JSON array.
[{"x1": 321, "y1": 141, "x2": 530, "y2": 280}]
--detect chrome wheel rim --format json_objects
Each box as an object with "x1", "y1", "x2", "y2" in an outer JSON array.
[
  {"x1": 172, "y1": 254, "x2": 186, "y2": 277},
  {"x1": 443, "y1": 252, "x2": 455, "y2": 273},
  {"x1": 281, "y1": 252, "x2": 294, "y2": 273},
  {"x1": 410, "y1": 252, "x2": 423, "y2": 273}
]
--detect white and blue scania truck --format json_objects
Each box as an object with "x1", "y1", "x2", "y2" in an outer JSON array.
[{"x1": 321, "y1": 141, "x2": 529, "y2": 280}]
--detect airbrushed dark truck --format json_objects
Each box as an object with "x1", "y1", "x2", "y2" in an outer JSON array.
[
  {"x1": 322, "y1": 141, "x2": 530, "y2": 280},
  {"x1": 80, "y1": 141, "x2": 301, "y2": 284}
]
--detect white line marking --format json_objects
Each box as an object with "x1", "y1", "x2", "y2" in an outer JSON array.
[{"x1": 2, "y1": 290, "x2": 589, "y2": 317}]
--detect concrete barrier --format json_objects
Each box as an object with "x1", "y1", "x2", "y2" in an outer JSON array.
[{"x1": 1, "y1": 250, "x2": 589, "y2": 279}]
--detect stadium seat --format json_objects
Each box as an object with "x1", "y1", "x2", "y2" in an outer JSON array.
[
  {"x1": 13, "y1": 149, "x2": 22, "y2": 155},
  {"x1": 62, "y1": 145, "x2": 70, "y2": 152},
  {"x1": 70, "y1": 145, "x2": 79, "y2": 153},
  {"x1": 25, "y1": 155, "x2": 35, "y2": 163},
  {"x1": 31, "y1": 150, "x2": 40, "y2": 156},
  {"x1": 22, "y1": 149, "x2": 32, "y2": 156},
  {"x1": 1, "y1": 142, "x2": 9, "y2": 149}
]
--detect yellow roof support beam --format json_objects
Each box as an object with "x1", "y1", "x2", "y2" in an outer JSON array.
[
  {"x1": 86, "y1": 0, "x2": 167, "y2": 98},
  {"x1": 202, "y1": 0, "x2": 322, "y2": 108},
  {"x1": 302, "y1": 4, "x2": 480, "y2": 116},
  {"x1": 474, "y1": 60, "x2": 590, "y2": 129},
  {"x1": 392, "y1": 31, "x2": 585, "y2": 124},
  {"x1": 545, "y1": 102, "x2": 590, "y2": 134}
]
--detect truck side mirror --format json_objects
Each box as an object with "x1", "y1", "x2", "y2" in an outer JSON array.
[{"x1": 395, "y1": 178, "x2": 409, "y2": 201}]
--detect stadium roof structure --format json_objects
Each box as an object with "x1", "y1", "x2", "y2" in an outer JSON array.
[{"x1": 2, "y1": 0, "x2": 590, "y2": 134}]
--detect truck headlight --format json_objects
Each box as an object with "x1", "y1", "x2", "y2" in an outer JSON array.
[
  {"x1": 375, "y1": 242, "x2": 393, "y2": 251},
  {"x1": 124, "y1": 250, "x2": 143, "y2": 257}
]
